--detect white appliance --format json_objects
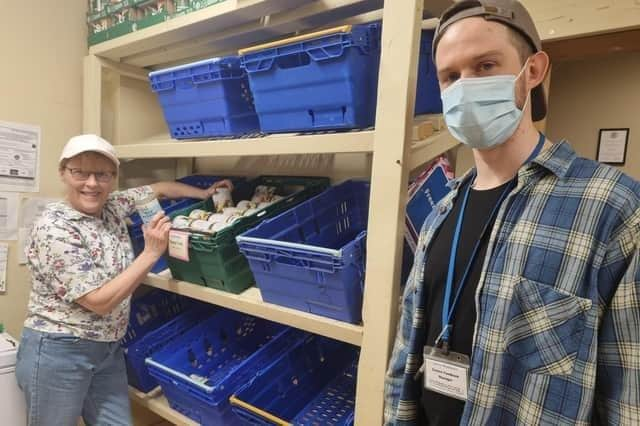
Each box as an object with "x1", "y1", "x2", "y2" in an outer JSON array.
[{"x1": 0, "y1": 332, "x2": 27, "y2": 425}]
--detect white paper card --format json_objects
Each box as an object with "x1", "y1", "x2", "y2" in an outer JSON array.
[
  {"x1": 424, "y1": 355, "x2": 469, "y2": 401},
  {"x1": 0, "y1": 121, "x2": 41, "y2": 192},
  {"x1": 0, "y1": 192, "x2": 19, "y2": 240},
  {"x1": 0, "y1": 243, "x2": 8, "y2": 292},
  {"x1": 18, "y1": 227, "x2": 29, "y2": 265},
  {"x1": 168, "y1": 230, "x2": 190, "y2": 262}
]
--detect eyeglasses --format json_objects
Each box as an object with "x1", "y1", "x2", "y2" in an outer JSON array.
[{"x1": 64, "y1": 167, "x2": 116, "y2": 183}]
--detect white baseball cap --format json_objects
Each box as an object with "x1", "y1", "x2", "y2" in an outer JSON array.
[{"x1": 59, "y1": 134, "x2": 120, "y2": 167}]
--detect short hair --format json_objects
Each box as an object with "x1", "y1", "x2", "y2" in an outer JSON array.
[{"x1": 508, "y1": 26, "x2": 535, "y2": 65}]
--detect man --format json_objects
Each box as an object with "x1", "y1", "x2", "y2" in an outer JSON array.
[{"x1": 385, "y1": 1, "x2": 640, "y2": 425}]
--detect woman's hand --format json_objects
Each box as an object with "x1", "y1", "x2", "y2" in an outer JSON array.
[
  {"x1": 203, "y1": 179, "x2": 234, "y2": 198},
  {"x1": 142, "y1": 211, "x2": 171, "y2": 259}
]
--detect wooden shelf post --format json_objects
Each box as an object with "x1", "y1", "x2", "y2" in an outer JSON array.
[{"x1": 355, "y1": 0, "x2": 424, "y2": 424}]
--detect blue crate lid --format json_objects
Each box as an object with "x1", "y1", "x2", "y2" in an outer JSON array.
[
  {"x1": 149, "y1": 56, "x2": 245, "y2": 92},
  {"x1": 236, "y1": 180, "x2": 370, "y2": 258},
  {"x1": 149, "y1": 57, "x2": 226, "y2": 77},
  {"x1": 240, "y1": 23, "x2": 381, "y2": 68}
]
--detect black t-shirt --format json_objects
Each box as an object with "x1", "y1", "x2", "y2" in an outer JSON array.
[{"x1": 420, "y1": 179, "x2": 511, "y2": 426}]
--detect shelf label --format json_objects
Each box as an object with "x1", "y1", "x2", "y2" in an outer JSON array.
[{"x1": 168, "y1": 230, "x2": 190, "y2": 262}]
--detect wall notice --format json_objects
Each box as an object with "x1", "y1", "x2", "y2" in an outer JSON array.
[
  {"x1": 0, "y1": 192, "x2": 19, "y2": 240},
  {"x1": 0, "y1": 120, "x2": 41, "y2": 192},
  {"x1": 18, "y1": 197, "x2": 57, "y2": 264},
  {"x1": 0, "y1": 243, "x2": 8, "y2": 292}
]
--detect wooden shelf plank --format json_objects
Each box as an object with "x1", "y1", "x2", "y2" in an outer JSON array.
[
  {"x1": 114, "y1": 123, "x2": 459, "y2": 162},
  {"x1": 115, "y1": 131, "x2": 375, "y2": 159},
  {"x1": 129, "y1": 387, "x2": 198, "y2": 426},
  {"x1": 524, "y1": 0, "x2": 640, "y2": 42},
  {"x1": 143, "y1": 272, "x2": 364, "y2": 346},
  {"x1": 90, "y1": 0, "x2": 381, "y2": 67},
  {"x1": 410, "y1": 130, "x2": 460, "y2": 171}
]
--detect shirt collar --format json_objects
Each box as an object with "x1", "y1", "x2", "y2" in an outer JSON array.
[
  {"x1": 56, "y1": 200, "x2": 102, "y2": 221},
  {"x1": 531, "y1": 140, "x2": 576, "y2": 179},
  {"x1": 446, "y1": 140, "x2": 576, "y2": 189}
]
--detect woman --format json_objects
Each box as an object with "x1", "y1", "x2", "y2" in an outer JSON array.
[{"x1": 15, "y1": 134, "x2": 231, "y2": 425}]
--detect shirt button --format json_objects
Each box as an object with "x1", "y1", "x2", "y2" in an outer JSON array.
[{"x1": 438, "y1": 205, "x2": 447, "y2": 214}]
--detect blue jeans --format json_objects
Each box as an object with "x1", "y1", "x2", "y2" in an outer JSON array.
[{"x1": 15, "y1": 328, "x2": 132, "y2": 426}]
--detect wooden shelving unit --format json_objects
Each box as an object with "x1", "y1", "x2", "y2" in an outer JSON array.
[
  {"x1": 83, "y1": 2, "x2": 454, "y2": 423},
  {"x1": 83, "y1": 1, "x2": 640, "y2": 424},
  {"x1": 95, "y1": 0, "x2": 640, "y2": 423}
]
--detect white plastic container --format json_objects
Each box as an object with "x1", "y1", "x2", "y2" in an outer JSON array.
[
  {"x1": 0, "y1": 332, "x2": 26, "y2": 426},
  {"x1": 212, "y1": 188, "x2": 232, "y2": 212},
  {"x1": 135, "y1": 195, "x2": 163, "y2": 224}
]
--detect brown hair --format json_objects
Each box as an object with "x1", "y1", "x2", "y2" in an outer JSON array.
[{"x1": 508, "y1": 26, "x2": 535, "y2": 65}]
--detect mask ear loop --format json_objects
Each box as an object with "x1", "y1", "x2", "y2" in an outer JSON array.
[{"x1": 515, "y1": 58, "x2": 532, "y2": 112}]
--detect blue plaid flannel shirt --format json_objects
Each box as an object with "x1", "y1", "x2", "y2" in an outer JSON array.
[{"x1": 384, "y1": 141, "x2": 640, "y2": 425}]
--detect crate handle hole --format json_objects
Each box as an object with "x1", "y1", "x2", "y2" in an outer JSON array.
[{"x1": 276, "y1": 52, "x2": 311, "y2": 69}]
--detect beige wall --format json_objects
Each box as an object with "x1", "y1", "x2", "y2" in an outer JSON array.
[
  {"x1": 0, "y1": 1, "x2": 87, "y2": 337},
  {"x1": 546, "y1": 52, "x2": 639, "y2": 180}
]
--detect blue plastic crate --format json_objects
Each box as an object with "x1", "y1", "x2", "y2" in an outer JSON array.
[
  {"x1": 230, "y1": 334, "x2": 359, "y2": 425},
  {"x1": 415, "y1": 29, "x2": 442, "y2": 115},
  {"x1": 240, "y1": 25, "x2": 440, "y2": 133},
  {"x1": 149, "y1": 56, "x2": 260, "y2": 139},
  {"x1": 121, "y1": 289, "x2": 195, "y2": 391},
  {"x1": 237, "y1": 180, "x2": 369, "y2": 323},
  {"x1": 241, "y1": 24, "x2": 381, "y2": 133},
  {"x1": 127, "y1": 175, "x2": 228, "y2": 273},
  {"x1": 145, "y1": 309, "x2": 300, "y2": 426},
  {"x1": 123, "y1": 303, "x2": 215, "y2": 393}
]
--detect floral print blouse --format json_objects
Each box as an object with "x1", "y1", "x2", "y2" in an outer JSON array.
[{"x1": 24, "y1": 186, "x2": 155, "y2": 342}]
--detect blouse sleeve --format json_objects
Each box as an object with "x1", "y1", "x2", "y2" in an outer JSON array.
[{"x1": 108, "y1": 185, "x2": 155, "y2": 218}]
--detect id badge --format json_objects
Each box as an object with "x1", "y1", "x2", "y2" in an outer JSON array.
[{"x1": 423, "y1": 345, "x2": 470, "y2": 401}]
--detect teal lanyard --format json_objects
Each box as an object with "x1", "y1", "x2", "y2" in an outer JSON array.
[{"x1": 437, "y1": 133, "x2": 546, "y2": 353}]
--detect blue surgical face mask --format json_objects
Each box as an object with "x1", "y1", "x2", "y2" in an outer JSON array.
[{"x1": 441, "y1": 63, "x2": 530, "y2": 150}]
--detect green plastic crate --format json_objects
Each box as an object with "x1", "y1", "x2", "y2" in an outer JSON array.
[
  {"x1": 109, "y1": 20, "x2": 137, "y2": 38},
  {"x1": 136, "y1": 10, "x2": 170, "y2": 29},
  {"x1": 88, "y1": 29, "x2": 111, "y2": 46},
  {"x1": 107, "y1": 0, "x2": 137, "y2": 13},
  {"x1": 87, "y1": 9, "x2": 109, "y2": 23},
  {"x1": 189, "y1": 0, "x2": 225, "y2": 10},
  {"x1": 167, "y1": 176, "x2": 329, "y2": 294}
]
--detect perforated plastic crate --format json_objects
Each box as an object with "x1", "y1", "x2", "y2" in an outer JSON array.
[
  {"x1": 415, "y1": 29, "x2": 442, "y2": 115},
  {"x1": 149, "y1": 56, "x2": 259, "y2": 139},
  {"x1": 123, "y1": 303, "x2": 214, "y2": 392},
  {"x1": 240, "y1": 24, "x2": 440, "y2": 133},
  {"x1": 237, "y1": 180, "x2": 369, "y2": 323},
  {"x1": 230, "y1": 334, "x2": 359, "y2": 425},
  {"x1": 121, "y1": 289, "x2": 195, "y2": 391},
  {"x1": 146, "y1": 309, "x2": 301, "y2": 425},
  {"x1": 167, "y1": 176, "x2": 329, "y2": 294},
  {"x1": 240, "y1": 24, "x2": 381, "y2": 133}
]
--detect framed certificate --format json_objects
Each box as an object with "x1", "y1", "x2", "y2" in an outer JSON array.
[{"x1": 597, "y1": 128, "x2": 629, "y2": 165}]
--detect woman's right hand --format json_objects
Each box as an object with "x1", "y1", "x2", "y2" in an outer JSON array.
[{"x1": 142, "y1": 211, "x2": 171, "y2": 259}]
